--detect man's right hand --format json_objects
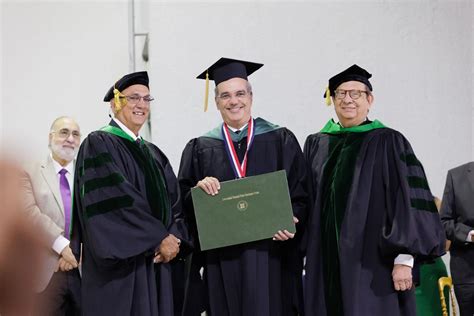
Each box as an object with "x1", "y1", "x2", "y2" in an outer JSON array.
[
  {"x1": 56, "y1": 246, "x2": 78, "y2": 272},
  {"x1": 392, "y1": 264, "x2": 413, "y2": 291},
  {"x1": 196, "y1": 177, "x2": 220, "y2": 195}
]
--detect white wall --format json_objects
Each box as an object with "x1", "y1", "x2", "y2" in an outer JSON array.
[
  {"x1": 1, "y1": 1, "x2": 130, "y2": 162},
  {"x1": 1, "y1": 2, "x2": 470, "y2": 310},
  {"x1": 148, "y1": 1, "x2": 473, "y2": 198},
  {"x1": 1, "y1": 0, "x2": 473, "y2": 198}
]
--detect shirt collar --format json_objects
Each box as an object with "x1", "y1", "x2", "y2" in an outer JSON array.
[
  {"x1": 112, "y1": 118, "x2": 141, "y2": 141},
  {"x1": 50, "y1": 154, "x2": 74, "y2": 175},
  {"x1": 227, "y1": 122, "x2": 248, "y2": 133},
  {"x1": 338, "y1": 117, "x2": 370, "y2": 128}
]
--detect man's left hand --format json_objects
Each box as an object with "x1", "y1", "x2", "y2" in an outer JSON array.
[
  {"x1": 392, "y1": 264, "x2": 413, "y2": 291},
  {"x1": 56, "y1": 257, "x2": 76, "y2": 272},
  {"x1": 273, "y1": 216, "x2": 299, "y2": 241}
]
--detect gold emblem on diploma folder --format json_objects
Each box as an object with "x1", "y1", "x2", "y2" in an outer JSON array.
[{"x1": 237, "y1": 200, "x2": 248, "y2": 211}]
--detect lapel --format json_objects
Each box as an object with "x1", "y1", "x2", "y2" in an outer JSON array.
[
  {"x1": 41, "y1": 155, "x2": 64, "y2": 214},
  {"x1": 467, "y1": 162, "x2": 474, "y2": 194}
]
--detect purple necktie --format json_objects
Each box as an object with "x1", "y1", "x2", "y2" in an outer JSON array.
[{"x1": 59, "y1": 169, "x2": 71, "y2": 238}]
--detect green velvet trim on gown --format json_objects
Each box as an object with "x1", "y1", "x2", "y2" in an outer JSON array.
[
  {"x1": 318, "y1": 119, "x2": 387, "y2": 315},
  {"x1": 415, "y1": 258, "x2": 449, "y2": 316},
  {"x1": 99, "y1": 124, "x2": 171, "y2": 225},
  {"x1": 320, "y1": 119, "x2": 386, "y2": 134},
  {"x1": 320, "y1": 131, "x2": 367, "y2": 316},
  {"x1": 101, "y1": 125, "x2": 136, "y2": 142},
  {"x1": 203, "y1": 117, "x2": 281, "y2": 141}
]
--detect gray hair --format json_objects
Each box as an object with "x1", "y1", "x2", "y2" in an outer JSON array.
[
  {"x1": 364, "y1": 84, "x2": 373, "y2": 97},
  {"x1": 49, "y1": 116, "x2": 77, "y2": 132},
  {"x1": 215, "y1": 81, "x2": 253, "y2": 97}
]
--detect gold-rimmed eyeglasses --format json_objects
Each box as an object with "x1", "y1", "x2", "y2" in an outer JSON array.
[
  {"x1": 334, "y1": 89, "x2": 368, "y2": 100},
  {"x1": 51, "y1": 128, "x2": 81, "y2": 139},
  {"x1": 120, "y1": 94, "x2": 155, "y2": 105}
]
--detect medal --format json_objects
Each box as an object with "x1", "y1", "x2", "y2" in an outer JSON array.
[{"x1": 221, "y1": 117, "x2": 255, "y2": 178}]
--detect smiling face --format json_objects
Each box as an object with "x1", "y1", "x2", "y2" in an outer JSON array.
[
  {"x1": 215, "y1": 77, "x2": 253, "y2": 129},
  {"x1": 112, "y1": 84, "x2": 150, "y2": 135},
  {"x1": 49, "y1": 117, "x2": 81, "y2": 166},
  {"x1": 333, "y1": 80, "x2": 374, "y2": 127}
]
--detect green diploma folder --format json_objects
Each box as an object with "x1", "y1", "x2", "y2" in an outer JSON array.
[{"x1": 191, "y1": 170, "x2": 295, "y2": 251}]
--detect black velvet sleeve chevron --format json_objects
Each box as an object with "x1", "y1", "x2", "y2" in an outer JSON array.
[{"x1": 380, "y1": 130, "x2": 446, "y2": 261}]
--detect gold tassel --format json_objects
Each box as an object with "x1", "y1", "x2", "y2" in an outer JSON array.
[
  {"x1": 204, "y1": 71, "x2": 209, "y2": 112},
  {"x1": 325, "y1": 86, "x2": 331, "y2": 106}
]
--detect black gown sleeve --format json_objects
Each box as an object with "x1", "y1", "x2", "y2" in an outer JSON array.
[
  {"x1": 301, "y1": 134, "x2": 325, "y2": 252},
  {"x1": 157, "y1": 147, "x2": 192, "y2": 254},
  {"x1": 73, "y1": 133, "x2": 169, "y2": 267},
  {"x1": 280, "y1": 129, "x2": 309, "y2": 236},
  {"x1": 380, "y1": 131, "x2": 446, "y2": 260},
  {"x1": 177, "y1": 138, "x2": 202, "y2": 249}
]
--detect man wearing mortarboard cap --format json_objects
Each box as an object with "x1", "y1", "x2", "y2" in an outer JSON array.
[
  {"x1": 178, "y1": 58, "x2": 308, "y2": 315},
  {"x1": 302, "y1": 64, "x2": 445, "y2": 316},
  {"x1": 71, "y1": 71, "x2": 190, "y2": 315}
]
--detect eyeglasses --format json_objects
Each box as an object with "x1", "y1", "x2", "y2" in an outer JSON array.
[
  {"x1": 334, "y1": 89, "x2": 368, "y2": 100},
  {"x1": 52, "y1": 128, "x2": 81, "y2": 139},
  {"x1": 120, "y1": 94, "x2": 155, "y2": 105},
  {"x1": 217, "y1": 90, "x2": 249, "y2": 102}
]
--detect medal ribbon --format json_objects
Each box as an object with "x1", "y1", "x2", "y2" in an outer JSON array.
[{"x1": 221, "y1": 117, "x2": 255, "y2": 178}]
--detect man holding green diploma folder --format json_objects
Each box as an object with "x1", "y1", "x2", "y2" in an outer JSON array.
[
  {"x1": 191, "y1": 170, "x2": 297, "y2": 251},
  {"x1": 178, "y1": 57, "x2": 308, "y2": 316}
]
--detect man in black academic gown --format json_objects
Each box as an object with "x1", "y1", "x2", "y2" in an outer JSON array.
[
  {"x1": 72, "y1": 71, "x2": 189, "y2": 315},
  {"x1": 178, "y1": 58, "x2": 308, "y2": 316},
  {"x1": 302, "y1": 65, "x2": 446, "y2": 316}
]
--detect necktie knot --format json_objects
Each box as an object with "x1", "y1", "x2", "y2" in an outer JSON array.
[{"x1": 59, "y1": 168, "x2": 68, "y2": 176}]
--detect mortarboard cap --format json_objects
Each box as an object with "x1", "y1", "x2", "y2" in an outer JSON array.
[
  {"x1": 103, "y1": 71, "x2": 149, "y2": 102},
  {"x1": 324, "y1": 64, "x2": 373, "y2": 105},
  {"x1": 197, "y1": 57, "x2": 263, "y2": 85},
  {"x1": 197, "y1": 57, "x2": 263, "y2": 111}
]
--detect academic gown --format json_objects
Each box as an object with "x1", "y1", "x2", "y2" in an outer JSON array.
[
  {"x1": 71, "y1": 121, "x2": 189, "y2": 316},
  {"x1": 178, "y1": 117, "x2": 308, "y2": 316},
  {"x1": 302, "y1": 119, "x2": 445, "y2": 316}
]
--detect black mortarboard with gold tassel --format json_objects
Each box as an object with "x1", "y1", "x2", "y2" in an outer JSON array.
[
  {"x1": 103, "y1": 71, "x2": 149, "y2": 102},
  {"x1": 196, "y1": 57, "x2": 263, "y2": 112}
]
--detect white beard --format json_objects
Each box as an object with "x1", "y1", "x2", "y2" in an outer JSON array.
[{"x1": 51, "y1": 143, "x2": 77, "y2": 162}]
